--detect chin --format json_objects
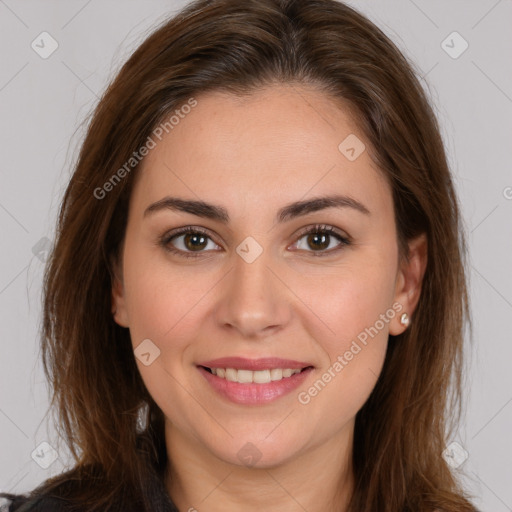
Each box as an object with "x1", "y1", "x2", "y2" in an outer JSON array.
[{"x1": 209, "y1": 432, "x2": 306, "y2": 470}]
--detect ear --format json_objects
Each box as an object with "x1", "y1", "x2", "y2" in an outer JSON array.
[
  {"x1": 110, "y1": 254, "x2": 130, "y2": 328},
  {"x1": 389, "y1": 233, "x2": 428, "y2": 335}
]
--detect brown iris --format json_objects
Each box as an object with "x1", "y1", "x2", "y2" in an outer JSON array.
[
  {"x1": 184, "y1": 233, "x2": 208, "y2": 251},
  {"x1": 307, "y1": 232, "x2": 330, "y2": 251}
]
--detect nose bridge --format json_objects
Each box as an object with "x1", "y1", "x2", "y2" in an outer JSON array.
[
  {"x1": 233, "y1": 247, "x2": 270, "y2": 298},
  {"x1": 215, "y1": 242, "x2": 290, "y2": 337}
]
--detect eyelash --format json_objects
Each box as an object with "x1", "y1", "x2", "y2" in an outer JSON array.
[{"x1": 159, "y1": 224, "x2": 351, "y2": 259}]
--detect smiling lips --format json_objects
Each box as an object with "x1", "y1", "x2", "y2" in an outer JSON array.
[{"x1": 197, "y1": 357, "x2": 314, "y2": 404}]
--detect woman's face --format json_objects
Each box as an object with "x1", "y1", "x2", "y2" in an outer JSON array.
[{"x1": 112, "y1": 84, "x2": 426, "y2": 469}]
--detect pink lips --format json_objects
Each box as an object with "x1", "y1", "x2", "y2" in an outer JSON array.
[{"x1": 197, "y1": 357, "x2": 314, "y2": 405}]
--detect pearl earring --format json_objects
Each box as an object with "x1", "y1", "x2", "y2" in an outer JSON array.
[{"x1": 400, "y1": 313, "x2": 409, "y2": 327}]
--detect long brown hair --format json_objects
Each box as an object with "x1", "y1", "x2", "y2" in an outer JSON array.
[{"x1": 4, "y1": 0, "x2": 478, "y2": 510}]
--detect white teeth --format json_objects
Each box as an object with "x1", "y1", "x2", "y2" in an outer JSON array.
[
  {"x1": 225, "y1": 368, "x2": 237, "y2": 381},
  {"x1": 253, "y1": 369, "x2": 271, "y2": 384},
  {"x1": 209, "y1": 367, "x2": 302, "y2": 384},
  {"x1": 237, "y1": 369, "x2": 253, "y2": 383},
  {"x1": 270, "y1": 368, "x2": 283, "y2": 381}
]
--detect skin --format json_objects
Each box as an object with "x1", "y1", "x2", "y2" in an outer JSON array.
[{"x1": 112, "y1": 84, "x2": 427, "y2": 512}]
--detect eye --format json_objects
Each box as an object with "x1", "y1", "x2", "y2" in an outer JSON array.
[
  {"x1": 159, "y1": 223, "x2": 351, "y2": 259},
  {"x1": 290, "y1": 224, "x2": 351, "y2": 256},
  {"x1": 159, "y1": 226, "x2": 221, "y2": 259}
]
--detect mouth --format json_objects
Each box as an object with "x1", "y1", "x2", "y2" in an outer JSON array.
[{"x1": 196, "y1": 357, "x2": 315, "y2": 405}]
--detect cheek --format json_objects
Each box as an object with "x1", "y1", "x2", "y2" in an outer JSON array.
[
  {"x1": 290, "y1": 249, "x2": 398, "y2": 346},
  {"x1": 122, "y1": 252, "x2": 208, "y2": 417},
  {"x1": 290, "y1": 248, "x2": 396, "y2": 408},
  {"x1": 295, "y1": 273, "x2": 392, "y2": 427},
  {"x1": 122, "y1": 245, "x2": 209, "y2": 346}
]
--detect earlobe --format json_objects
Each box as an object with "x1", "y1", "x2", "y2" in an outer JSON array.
[
  {"x1": 390, "y1": 233, "x2": 428, "y2": 335},
  {"x1": 110, "y1": 256, "x2": 130, "y2": 328}
]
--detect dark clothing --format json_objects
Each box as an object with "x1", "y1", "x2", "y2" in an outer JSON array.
[
  {"x1": 1, "y1": 495, "x2": 72, "y2": 511},
  {"x1": 0, "y1": 463, "x2": 180, "y2": 512},
  {"x1": 1, "y1": 430, "x2": 180, "y2": 512},
  {"x1": 1, "y1": 485, "x2": 179, "y2": 512},
  {"x1": 1, "y1": 490, "x2": 180, "y2": 512}
]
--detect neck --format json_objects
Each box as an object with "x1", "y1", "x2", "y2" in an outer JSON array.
[{"x1": 164, "y1": 420, "x2": 355, "y2": 512}]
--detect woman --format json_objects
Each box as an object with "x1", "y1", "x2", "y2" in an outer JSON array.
[{"x1": 0, "y1": 0, "x2": 479, "y2": 510}]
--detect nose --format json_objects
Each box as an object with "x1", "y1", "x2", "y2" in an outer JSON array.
[{"x1": 214, "y1": 248, "x2": 292, "y2": 339}]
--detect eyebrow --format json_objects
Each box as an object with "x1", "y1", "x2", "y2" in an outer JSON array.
[{"x1": 143, "y1": 194, "x2": 371, "y2": 223}]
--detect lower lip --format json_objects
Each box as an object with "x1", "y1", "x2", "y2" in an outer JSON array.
[{"x1": 197, "y1": 366, "x2": 314, "y2": 405}]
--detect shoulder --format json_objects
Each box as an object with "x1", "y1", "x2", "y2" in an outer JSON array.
[{"x1": 1, "y1": 494, "x2": 71, "y2": 512}]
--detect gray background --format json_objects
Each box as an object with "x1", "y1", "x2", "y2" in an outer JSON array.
[{"x1": 0, "y1": 1, "x2": 511, "y2": 510}]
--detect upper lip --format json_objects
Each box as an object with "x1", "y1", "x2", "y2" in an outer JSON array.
[{"x1": 198, "y1": 357, "x2": 313, "y2": 371}]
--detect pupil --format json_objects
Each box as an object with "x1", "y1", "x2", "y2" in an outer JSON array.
[
  {"x1": 308, "y1": 233, "x2": 329, "y2": 250},
  {"x1": 185, "y1": 233, "x2": 207, "y2": 251}
]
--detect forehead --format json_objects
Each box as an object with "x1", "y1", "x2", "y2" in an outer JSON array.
[{"x1": 132, "y1": 84, "x2": 391, "y2": 219}]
